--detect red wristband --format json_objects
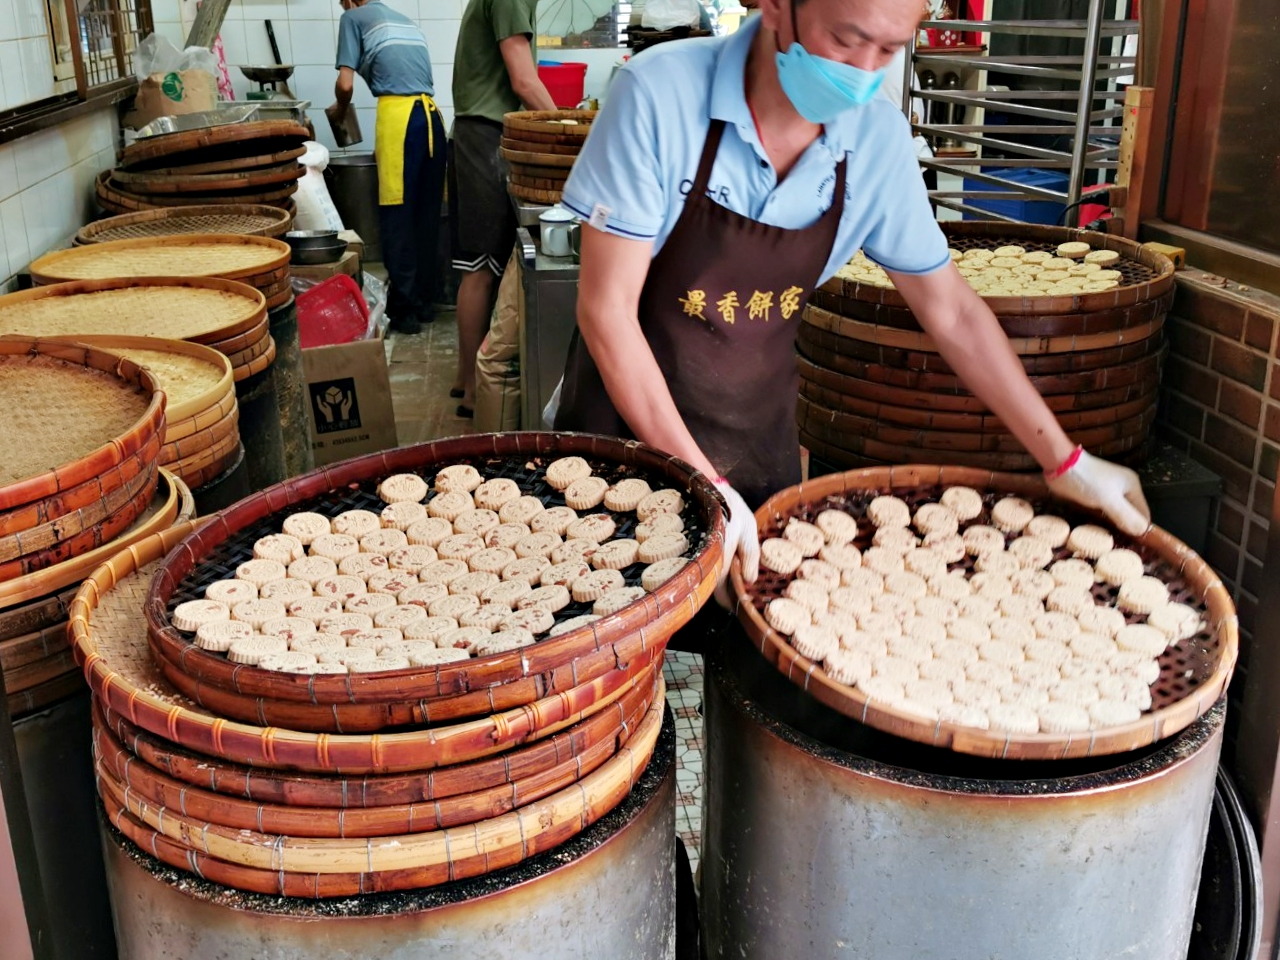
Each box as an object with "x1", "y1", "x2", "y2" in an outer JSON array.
[
  {"x1": 1046, "y1": 445, "x2": 1083, "y2": 481},
  {"x1": 713, "y1": 476, "x2": 731, "y2": 486}
]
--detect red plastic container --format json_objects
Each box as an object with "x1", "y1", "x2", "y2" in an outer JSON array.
[
  {"x1": 295, "y1": 274, "x2": 369, "y2": 349},
  {"x1": 537, "y1": 62, "x2": 588, "y2": 108}
]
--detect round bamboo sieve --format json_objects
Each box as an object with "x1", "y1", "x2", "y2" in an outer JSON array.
[
  {"x1": 502, "y1": 110, "x2": 595, "y2": 141},
  {"x1": 76, "y1": 205, "x2": 293, "y2": 245},
  {"x1": 119, "y1": 120, "x2": 310, "y2": 170},
  {"x1": 1, "y1": 622, "x2": 69, "y2": 676},
  {"x1": 30, "y1": 235, "x2": 291, "y2": 287},
  {"x1": 727, "y1": 465, "x2": 1238, "y2": 760}
]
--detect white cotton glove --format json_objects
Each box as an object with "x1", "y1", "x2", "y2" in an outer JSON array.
[
  {"x1": 712, "y1": 480, "x2": 761, "y2": 611},
  {"x1": 1046, "y1": 447, "x2": 1152, "y2": 537}
]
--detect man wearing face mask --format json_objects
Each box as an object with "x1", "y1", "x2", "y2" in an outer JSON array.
[{"x1": 554, "y1": 0, "x2": 1151, "y2": 605}]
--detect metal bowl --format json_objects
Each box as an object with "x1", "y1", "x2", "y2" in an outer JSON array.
[
  {"x1": 239, "y1": 64, "x2": 295, "y2": 84},
  {"x1": 285, "y1": 229, "x2": 339, "y2": 247},
  {"x1": 289, "y1": 238, "x2": 348, "y2": 265}
]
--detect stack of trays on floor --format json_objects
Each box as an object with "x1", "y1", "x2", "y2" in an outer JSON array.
[
  {"x1": 798, "y1": 224, "x2": 1178, "y2": 472},
  {"x1": 70, "y1": 433, "x2": 724, "y2": 896},
  {"x1": 0, "y1": 338, "x2": 196, "y2": 718},
  {"x1": 0, "y1": 275, "x2": 272, "y2": 383},
  {"x1": 96, "y1": 121, "x2": 309, "y2": 217},
  {"x1": 501, "y1": 109, "x2": 596, "y2": 205},
  {"x1": 75, "y1": 204, "x2": 294, "y2": 245}
]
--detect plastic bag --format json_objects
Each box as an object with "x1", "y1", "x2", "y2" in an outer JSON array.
[
  {"x1": 363, "y1": 274, "x2": 388, "y2": 340},
  {"x1": 541, "y1": 379, "x2": 562, "y2": 429},
  {"x1": 293, "y1": 142, "x2": 345, "y2": 232},
  {"x1": 135, "y1": 34, "x2": 220, "y2": 81},
  {"x1": 641, "y1": 0, "x2": 701, "y2": 30}
]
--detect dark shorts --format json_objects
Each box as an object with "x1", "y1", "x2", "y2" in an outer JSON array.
[{"x1": 449, "y1": 116, "x2": 514, "y2": 276}]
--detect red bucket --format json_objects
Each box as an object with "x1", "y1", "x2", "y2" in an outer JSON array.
[{"x1": 537, "y1": 62, "x2": 588, "y2": 109}]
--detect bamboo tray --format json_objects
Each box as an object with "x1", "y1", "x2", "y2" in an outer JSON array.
[
  {"x1": 119, "y1": 121, "x2": 310, "y2": 170},
  {"x1": 144, "y1": 433, "x2": 722, "y2": 713},
  {"x1": 76, "y1": 205, "x2": 293, "y2": 244},
  {"x1": 9, "y1": 671, "x2": 83, "y2": 717},
  {"x1": 0, "y1": 277, "x2": 266, "y2": 346},
  {"x1": 161, "y1": 406, "x2": 238, "y2": 463},
  {"x1": 31, "y1": 235, "x2": 291, "y2": 287},
  {"x1": 110, "y1": 161, "x2": 304, "y2": 195},
  {"x1": 73, "y1": 526, "x2": 658, "y2": 772},
  {"x1": 500, "y1": 147, "x2": 577, "y2": 169},
  {"x1": 1, "y1": 620, "x2": 68, "y2": 671},
  {"x1": 230, "y1": 336, "x2": 276, "y2": 382},
  {"x1": 96, "y1": 171, "x2": 299, "y2": 212},
  {"x1": 0, "y1": 339, "x2": 165, "y2": 513},
  {"x1": 508, "y1": 182, "x2": 563, "y2": 205},
  {"x1": 97, "y1": 692, "x2": 665, "y2": 897},
  {"x1": 727, "y1": 466, "x2": 1237, "y2": 760},
  {"x1": 502, "y1": 110, "x2": 595, "y2": 140},
  {"x1": 129, "y1": 146, "x2": 307, "y2": 178},
  {"x1": 0, "y1": 468, "x2": 190, "y2": 609},
  {"x1": 500, "y1": 137, "x2": 583, "y2": 156}
]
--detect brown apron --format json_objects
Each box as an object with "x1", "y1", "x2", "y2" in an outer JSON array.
[{"x1": 556, "y1": 119, "x2": 847, "y2": 509}]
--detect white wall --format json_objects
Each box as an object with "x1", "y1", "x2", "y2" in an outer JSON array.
[
  {"x1": 0, "y1": 0, "x2": 61, "y2": 111},
  {"x1": 0, "y1": 109, "x2": 119, "y2": 289},
  {"x1": 148, "y1": 0, "x2": 627, "y2": 151}
]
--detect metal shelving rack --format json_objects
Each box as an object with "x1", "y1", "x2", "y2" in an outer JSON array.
[{"x1": 902, "y1": 1, "x2": 1139, "y2": 223}]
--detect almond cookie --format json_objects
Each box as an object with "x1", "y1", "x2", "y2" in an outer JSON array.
[
  {"x1": 309, "y1": 534, "x2": 360, "y2": 563},
  {"x1": 913, "y1": 503, "x2": 959, "y2": 538},
  {"x1": 474, "y1": 629, "x2": 537, "y2": 657},
  {"x1": 281, "y1": 512, "x2": 331, "y2": 545},
  {"x1": 227, "y1": 636, "x2": 288, "y2": 665},
  {"x1": 317, "y1": 613, "x2": 374, "y2": 639},
  {"x1": 1034, "y1": 611, "x2": 1080, "y2": 641},
  {"x1": 1021, "y1": 641, "x2": 1070, "y2": 670},
  {"x1": 261, "y1": 579, "x2": 315, "y2": 603},
  {"x1": 235, "y1": 558, "x2": 287, "y2": 587},
  {"x1": 501, "y1": 607, "x2": 556, "y2": 635},
  {"x1": 516, "y1": 531, "x2": 564, "y2": 559},
  {"x1": 460, "y1": 604, "x2": 513, "y2": 632},
  {"x1": 205, "y1": 579, "x2": 258, "y2": 605},
  {"x1": 1076, "y1": 604, "x2": 1126, "y2": 638},
  {"x1": 857, "y1": 613, "x2": 902, "y2": 638},
  {"x1": 350, "y1": 655, "x2": 413, "y2": 672},
  {"x1": 564, "y1": 476, "x2": 609, "y2": 511},
  {"x1": 436, "y1": 533, "x2": 485, "y2": 562},
  {"x1": 944, "y1": 619, "x2": 989, "y2": 647},
  {"x1": 919, "y1": 656, "x2": 968, "y2": 685},
  {"x1": 823, "y1": 649, "x2": 874, "y2": 686},
  {"x1": 368, "y1": 570, "x2": 424, "y2": 597},
  {"x1": 545, "y1": 457, "x2": 592, "y2": 491},
  {"x1": 638, "y1": 532, "x2": 690, "y2": 564},
  {"x1": 541, "y1": 560, "x2": 593, "y2": 589},
  {"x1": 375, "y1": 605, "x2": 429, "y2": 631},
  {"x1": 783, "y1": 519, "x2": 826, "y2": 558},
  {"x1": 963, "y1": 525, "x2": 1006, "y2": 557},
  {"x1": 637, "y1": 489, "x2": 685, "y2": 521},
  {"x1": 381, "y1": 501, "x2": 428, "y2": 531},
  {"x1": 1094, "y1": 548, "x2": 1145, "y2": 587},
  {"x1": 884, "y1": 571, "x2": 928, "y2": 599},
  {"x1": 1008, "y1": 536, "x2": 1054, "y2": 570},
  {"x1": 341, "y1": 552, "x2": 392, "y2": 579},
  {"x1": 785, "y1": 579, "x2": 830, "y2": 616},
  {"x1": 416, "y1": 560, "x2": 469, "y2": 587},
  {"x1": 810, "y1": 509, "x2": 856, "y2": 545},
  {"x1": 1056, "y1": 240, "x2": 1091, "y2": 260},
  {"x1": 1050, "y1": 558, "x2": 1096, "y2": 589},
  {"x1": 406, "y1": 517, "x2": 455, "y2": 548},
  {"x1": 288, "y1": 557, "x2": 340, "y2": 588},
  {"x1": 842, "y1": 567, "x2": 885, "y2": 594},
  {"x1": 872, "y1": 654, "x2": 919, "y2": 686},
  {"x1": 792, "y1": 624, "x2": 839, "y2": 661},
  {"x1": 430, "y1": 593, "x2": 481, "y2": 621},
  {"x1": 635, "y1": 513, "x2": 686, "y2": 542},
  {"x1": 435, "y1": 464, "x2": 483, "y2": 493},
  {"x1": 482, "y1": 579, "x2": 533, "y2": 609},
  {"x1": 469, "y1": 546, "x2": 518, "y2": 576},
  {"x1": 641, "y1": 557, "x2": 689, "y2": 592},
  {"x1": 254, "y1": 534, "x2": 305, "y2": 565},
  {"x1": 1083, "y1": 248, "x2": 1120, "y2": 266},
  {"x1": 449, "y1": 571, "x2": 501, "y2": 598},
  {"x1": 965, "y1": 660, "x2": 1014, "y2": 688},
  {"x1": 867, "y1": 495, "x2": 911, "y2": 528},
  {"x1": 987, "y1": 703, "x2": 1039, "y2": 734},
  {"x1": 402, "y1": 616, "x2": 460, "y2": 644},
  {"x1": 797, "y1": 558, "x2": 841, "y2": 589},
  {"x1": 520, "y1": 584, "x2": 572, "y2": 613},
  {"x1": 975, "y1": 552, "x2": 1021, "y2": 578},
  {"x1": 499, "y1": 496, "x2": 544, "y2": 526},
  {"x1": 572, "y1": 569, "x2": 626, "y2": 603},
  {"x1": 1100, "y1": 667, "x2": 1156, "y2": 703},
  {"x1": 173, "y1": 599, "x2": 232, "y2": 633},
  {"x1": 765, "y1": 596, "x2": 807, "y2": 635},
  {"x1": 483, "y1": 523, "x2": 530, "y2": 551},
  {"x1": 990, "y1": 497, "x2": 1034, "y2": 534},
  {"x1": 1066, "y1": 524, "x2": 1113, "y2": 560},
  {"x1": 473, "y1": 478, "x2": 522, "y2": 512},
  {"x1": 871, "y1": 592, "x2": 915, "y2": 621},
  {"x1": 258, "y1": 652, "x2": 321, "y2": 673},
  {"x1": 345, "y1": 593, "x2": 399, "y2": 616},
  {"x1": 229, "y1": 598, "x2": 289, "y2": 631},
  {"x1": 427, "y1": 491, "x2": 475, "y2": 523},
  {"x1": 531, "y1": 506, "x2": 579, "y2": 536},
  {"x1": 759, "y1": 537, "x2": 803, "y2": 576},
  {"x1": 922, "y1": 532, "x2": 966, "y2": 564},
  {"x1": 453, "y1": 509, "x2": 500, "y2": 537},
  {"x1": 969, "y1": 572, "x2": 1012, "y2": 601},
  {"x1": 1010, "y1": 569, "x2": 1055, "y2": 600},
  {"x1": 502, "y1": 556, "x2": 551, "y2": 585},
  {"x1": 384, "y1": 546, "x2": 436, "y2": 574},
  {"x1": 195, "y1": 620, "x2": 254, "y2": 652},
  {"x1": 378, "y1": 473, "x2": 428, "y2": 504},
  {"x1": 856, "y1": 675, "x2": 908, "y2": 706},
  {"x1": 592, "y1": 539, "x2": 640, "y2": 570},
  {"x1": 566, "y1": 514, "x2": 617, "y2": 544},
  {"x1": 1117, "y1": 576, "x2": 1168, "y2": 615},
  {"x1": 1146, "y1": 602, "x2": 1202, "y2": 643},
  {"x1": 819, "y1": 543, "x2": 862, "y2": 571},
  {"x1": 1068, "y1": 631, "x2": 1117, "y2": 661},
  {"x1": 1037, "y1": 701, "x2": 1090, "y2": 734},
  {"x1": 1089, "y1": 698, "x2": 1141, "y2": 726},
  {"x1": 940, "y1": 486, "x2": 984, "y2": 522},
  {"x1": 861, "y1": 547, "x2": 905, "y2": 576},
  {"x1": 1045, "y1": 586, "x2": 1094, "y2": 616},
  {"x1": 1000, "y1": 593, "x2": 1045, "y2": 621},
  {"x1": 550, "y1": 614, "x2": 602, "y2": 637},
  {"x1": 408, "y1": 646, "x2": 471, "y2": 666},
  {"x1": 902, "y1": 618, "x2": 946, "y2": 646},
  {"x1": 1116, "y1": 623, "x2": 1168, "y2": 659},
  {"x1": 929, "y1": 571, "x2": 972, "y2": 603},
  {"x1": 314, "y1": 575, "x2": 367, "y2": 602},
  {"x1": 872, "y1": 526, "x2": 919, "y2": 555},
  {"x1": 332, "y1": 510, "x2": 381, "y2": 539}
]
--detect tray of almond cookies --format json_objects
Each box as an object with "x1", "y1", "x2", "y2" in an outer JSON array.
[
  {"x1": 145, "y1": 433, "x2": 724, "y2": 733},
  {"x1": 728, "y1": 465, "x2": 1237, "y2": 760}
]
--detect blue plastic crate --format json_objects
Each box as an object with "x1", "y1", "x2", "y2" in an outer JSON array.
[{"x1": 962, "y1": 167, "x2": 1067, "y2": 224}]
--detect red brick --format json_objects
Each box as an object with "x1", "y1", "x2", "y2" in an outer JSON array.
[
  {"x1": 1167, "y1": 319, "x2": 1213, "y2": 365},
  {"x1": 1238, "y1": 597, "x2": 1258, "y2": 642},
  {"x1": 1211, "y1": 339, "x2": 1269, "y2": 391},
  {"x1": 1205, "y1": 530, "x2": 1242, "y2": 582},
  {"x1": 1164, "y1": 357, "x2": 1220, "y2": 407},
  {"x1": 1191, "y1": 441, "x2": 1254, "y2": 502},
  {"x1": 1265, "y1": 404, "x2": 1280, "y2": 443},
  {"x1": 1218, "y1": 380, "x2": 1263, "y2": 429},
  {"x1": 1248, "y1": 521, "x2": 1268, "y2": 560},
  {"x1": 1262, "y1": 444, "x2": 1280, "y2": 482},
  {"x1": 1243, "y1": 558, "x2": 1265, "y2": 597},
  {"x1": 1270, "y1": 361, "x2": 1280, "y2": 401},
  {"x1": 1216, "y1": 500, "x2": 1245, "y2": 543},
  {"x1": 1253, "y1": 477, "x2": 1275, "y2": 520},
  {"x1": 1175, "y1": 283, "x2": 1247, "y2": 339},
  {"x1": 1204, "y1": 413, "x2": 1259, "y2": 467},
  {"x1": 1161, "y1": 394, "x2": 1206, "y2": 440},
  {"x1": 1245, "y1": 311, "x2": 1276, "y2": 352},
  {"x1": 1152, "y1": 422, "x2": 1192, "y2": 453}
]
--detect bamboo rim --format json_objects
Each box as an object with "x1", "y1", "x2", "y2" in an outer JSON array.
[
  {"x1": 160, "y1": 407, "x2": 239, "y2": 464},
  {"x1": 4, "y1": 647, "x2": 77, "y2": 693},
  {"x1": 0, "y1": 585, "x2": 78, "y2": 641},
  {"x1": 0, "y1": 469, "x2": 186, "y2": 609},
  {"x1": 0, "y1": 338, "x2": 166, "y2": 511},
  {"x1": 162, "y1": 417, "x2": 240, "y2": 475},
  {"x1": 231, "y1": 337, "x2": 276, "y2": 381},
  {"x1": 1, "y1": 622, "x2": 69, "y2": 675},
  {"x1": 76, "y1": 205, "x2": 293, "y2": 244},
  {"x1": 159, "y1": 385, "x2": 237, "y2": 443},
  {"x1": 30, "y1": 235, "x2": 292, "y2": 287},
  {"x1": 264, "y1": 287, "x2": 293, "y2": 312},
  {"x1": 144, "y1": 433, "x2": 723, "y2": 708},
  {"x1": 803, "y1": 304, "x2": 1165, "y2": 356},
  {"x1": 206, "y1": 314, "x2": 268, "y2": 356},
  {"x1": 8, "y1": 671, "x2": 82, "y2": 717},
  {"x1": 502, "y1": 110, "x2": 595, "y2": 138},
  {"x1": 507, "y1": 183, "x2": 564, "y2": 205},
  {"x1": 109, "y1": 161, "x2": 303, "y2": 195},
  {"x1": 176, "y1": 443, "x2": 243, "y2": 491},
  {"x1": 96, "y1": 171, "x2": 301, "y2": 210},
  {"x1": 95, "y1": 667, "x2": 657, "y2": 808},
  {"x1": 119, "y1": 120, "x2": 311, "y2": 169},
  {"x1": 500, "y1": 136, "x2": 583, "y2": 156},
  {"x1": 499, "y1": 147, "x2": 577, "y2": 169},
  {"x1": 727, "y1": 465, "x2": 1238, "y2": 760}
]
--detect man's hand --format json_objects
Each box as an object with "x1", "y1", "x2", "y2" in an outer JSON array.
[
  {"x1": 1047, "y1": 447, "x2": 1152, "y2": 537},
  {"x1": 713, "y1": 480, "x2": 760, "y2": 611}
]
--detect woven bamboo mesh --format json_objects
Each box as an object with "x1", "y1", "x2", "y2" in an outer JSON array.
[
  {"x1": 31, "y1": 235, "x2": 291, "y2": 286},
  {"x1": 728, "y1": 465, "x2": 1238, "y2": 760},
  {"x1": 76, "y1": 205, "x2": 293, "y2": 244},
  {"x1": 800, "y1": 225, "x2": 1176, "y2": 472}
]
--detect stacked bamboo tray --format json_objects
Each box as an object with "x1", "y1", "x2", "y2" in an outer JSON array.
[
  {"x1": 96, "y1": 121, "x2": 309, "y2": 216},
  {"x1": 0, "y1": 277, "x2": 272, "y2": 383},
  {"x1": 501, "y1": 110, "x2": 596, "y2": 205},
  {"x1": 75, "y1": 204, "x2": 293, "y2": 245},
  {"x1": 799, "y1": 224, "x2": 1177, "y2": 472},
  {"x1": 71, "y1": 433, "x2": 724, "y2": 896}
]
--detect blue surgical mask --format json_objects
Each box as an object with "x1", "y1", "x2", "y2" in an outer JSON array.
[{"x1": 774, "y1": 2, "x2": 887, "y2": 124}]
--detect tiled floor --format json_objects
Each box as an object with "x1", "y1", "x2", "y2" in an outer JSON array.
[{"x1": 386, "y1": 311, "x2": 707, "y2": 872}]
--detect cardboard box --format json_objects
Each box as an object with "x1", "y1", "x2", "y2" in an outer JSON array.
[
  {"x1": 123, "y1": 70, "x2": 217, "y2": 129},
  {"x1": 338, "y1": 230, "x2": 365, "y2": 263},
  {"x1": 302, "y1": 334, "x2": 397, "y2": 466},
  {"x1": 291, "y1": 249, "x2": 361, "y2": 285}
]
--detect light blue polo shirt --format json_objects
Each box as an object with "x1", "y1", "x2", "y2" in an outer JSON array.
[
  {"x1": 560, "y1": 17, "x2": 949, "y2": 282},
  {"x1": 337, "y1": 0, "x2": 434, "y2": 98}
]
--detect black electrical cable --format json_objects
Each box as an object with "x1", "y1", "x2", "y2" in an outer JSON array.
[{"x1": 1058, "y1": 186, "x2": 1112, "y2": 228}]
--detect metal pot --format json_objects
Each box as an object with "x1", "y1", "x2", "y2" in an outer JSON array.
[{"x1": 323, "y1": 153, "x2": 381, "y2": 262}]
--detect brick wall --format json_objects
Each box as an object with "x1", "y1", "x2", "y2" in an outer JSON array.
[{"x1": 1155, "y1": 268, "x2": 1280, "y2": 699}]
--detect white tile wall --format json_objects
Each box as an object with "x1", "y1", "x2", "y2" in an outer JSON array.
[{"x1": 0, "y1": 109, "x2": 118, "y2": 285}]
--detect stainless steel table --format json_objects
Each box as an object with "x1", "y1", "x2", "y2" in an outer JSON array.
[{"x1": 516, "y1": 224, "x2": 579, "y2": 429}]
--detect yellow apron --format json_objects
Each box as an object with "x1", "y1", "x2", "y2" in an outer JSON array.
[{"x1": 374, "y1": 93, "x2": 437, "y2": 206}]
